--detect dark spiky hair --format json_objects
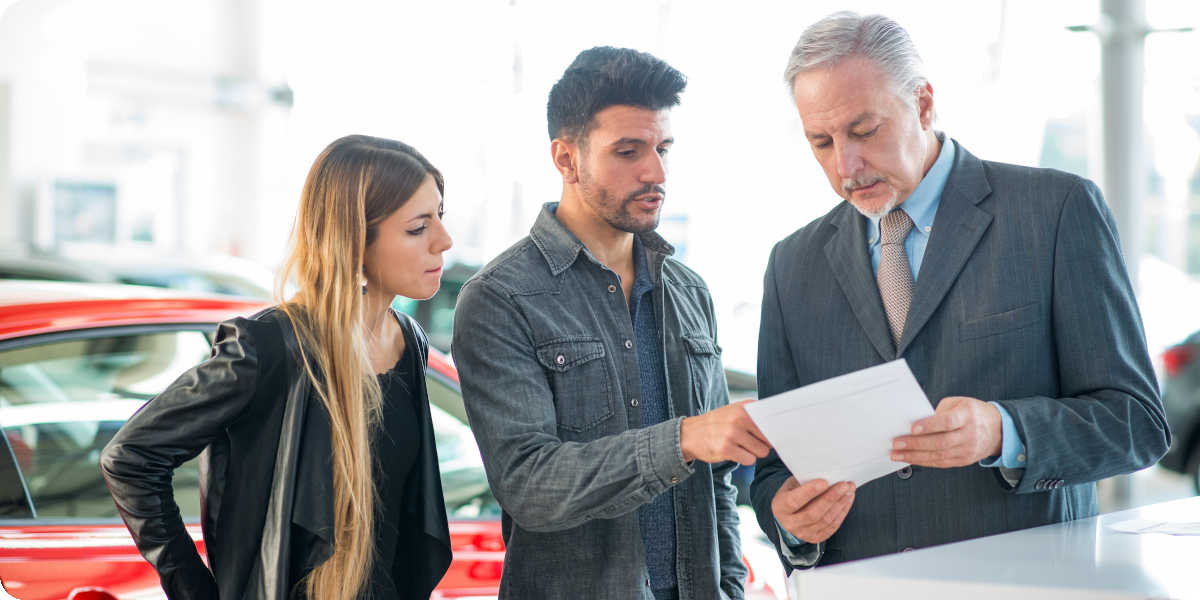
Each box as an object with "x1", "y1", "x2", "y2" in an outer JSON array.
[{"x1": 546, "y1": 46, "x2": 687, "y2": 142}]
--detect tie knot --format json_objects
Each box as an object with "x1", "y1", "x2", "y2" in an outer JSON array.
[{"x1": 880, "y1": 209, "x2": 914, "y2": 245}]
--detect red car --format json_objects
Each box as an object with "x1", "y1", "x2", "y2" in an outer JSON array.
[{"x1": 0, "y1": 281, "x2": 776, "y2": 599}]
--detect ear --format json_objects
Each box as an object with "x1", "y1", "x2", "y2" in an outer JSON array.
[
  {"x1": 916, "y1": 82, "x2": 935, "y2": 130},
  {"x1": 551, "y1": 138, "x2": 580, "y2": 184}
]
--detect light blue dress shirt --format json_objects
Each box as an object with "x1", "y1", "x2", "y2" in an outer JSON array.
[{"x1": 776, "y1": 136, "x2": 1025, "y2": 561}]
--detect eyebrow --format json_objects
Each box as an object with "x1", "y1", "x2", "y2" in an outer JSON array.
[
  {"x1": 806, "y1": 112, "x2": 876, "y2": 140},
  {"x1": 407, "y1": 202, "x2": 445, "y2": 222},
  {"x1": 610, "y1": 136, "x2": 674, "y2": 146}
]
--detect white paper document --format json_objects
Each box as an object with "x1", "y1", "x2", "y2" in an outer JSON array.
[
  {"x1": 1108, "y1": 518, "x2": 1200, "y2": 536},
  {"x1": 744, "y1": 359, "x2": 934, "y2": 488}
]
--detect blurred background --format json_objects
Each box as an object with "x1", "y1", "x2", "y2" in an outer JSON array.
[{"x1": 1, "y1": 0, "x2": 1198, "y2": 510}]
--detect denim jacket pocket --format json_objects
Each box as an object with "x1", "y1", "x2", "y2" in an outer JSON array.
[
  {"x1": 682, "y1": 333, "x2": 722, "y2": 409},
  {"x1": 536, "y1": 337, "x2": 615, "y2": 432}
]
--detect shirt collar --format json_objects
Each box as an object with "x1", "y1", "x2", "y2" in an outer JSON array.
[
  {"x1": 867, "y1": 132, "x2": 955, "y2": 244},
  {"x1": 530, "y1": 202, "x2": 675, "y2": 277},
  {"x1": 631, "y1": 236, "x2": 655, "y2": 300}
]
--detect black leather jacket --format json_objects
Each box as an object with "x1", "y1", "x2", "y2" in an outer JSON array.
[{"x1": 100, "y1": 308, "x2": 451, "y2": 599}]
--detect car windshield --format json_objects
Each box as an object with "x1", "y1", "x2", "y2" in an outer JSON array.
[
  {"x1": 0, "y1": 330, "x2": 213, "y2": 518},
  {"x1": 0, "y1": 327, "x2": 502, "y2": 521}
]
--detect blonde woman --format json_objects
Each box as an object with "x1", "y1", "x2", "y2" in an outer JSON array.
[{"x1": 101, "y1": 135, "x2": 454, "y2": 599}]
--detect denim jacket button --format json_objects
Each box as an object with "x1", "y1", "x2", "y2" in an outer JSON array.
[
  {"x1": 624, "y1": 339, "x2": 633, "y2": 349},
  {"x1": 630, "y1": 398, "x2": 639, "y2": 407},
  {"x1": 608, "y1": 284, "x2": 618, "y2": 293},
  {"x1": 669, "y1": 476, "x2": 680, "y2": 484},
  {"x1": 555, "y1": 354, "x2": 565, "y2": 366}
]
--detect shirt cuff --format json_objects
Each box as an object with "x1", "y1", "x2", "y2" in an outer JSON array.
[
  {"x1": 647, "y1": 417, "x2": 694, "y2": 489},
  {"x1": 979, "y1": 402, "x2": 1027, "y2": 469},
  {"x1": 775, "y1": 519, "x2": 821, "y2": 567}
]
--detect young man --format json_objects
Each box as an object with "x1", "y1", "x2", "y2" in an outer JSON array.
[
  {"x1": 752, "y1": 11, "x2": 1169, "y2": 570},
  {"x1": 453, "y1": 47, "x2": 767, "y2": 599}
]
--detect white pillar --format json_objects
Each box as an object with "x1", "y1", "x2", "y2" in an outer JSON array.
[{"x1": 1099, "y1": 0, "x2": 1147, "y2": 289}]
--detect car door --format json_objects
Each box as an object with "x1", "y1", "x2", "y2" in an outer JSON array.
[{"x1": 0, "y1": 325, "x2": 215, "y2": 600}]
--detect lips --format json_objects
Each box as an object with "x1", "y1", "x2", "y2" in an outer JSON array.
[
  {"x1": 426, "y1": 266, "x2": 443, "y2": 274},
  {"x1": 630, "y1": 194, "x2": 663, "y2": 208}
]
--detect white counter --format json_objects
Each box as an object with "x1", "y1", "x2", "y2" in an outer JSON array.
[{"x1": 788, "y1": 496, "x2": 1200, "y2": 599}]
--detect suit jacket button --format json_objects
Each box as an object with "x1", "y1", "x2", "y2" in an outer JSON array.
[
  {"x1": 897, "y1": 466, "x2": 913, "y2": 480},
  {"x1": 901, "y1": 546, "x2": 915, "y2": 552},
  {"x1": 1034, "y1": 480, "x2": 1045, "y2": 490},
  {"x1": 1054, "y1": 480, "x2": 1065, "y2": 489}
]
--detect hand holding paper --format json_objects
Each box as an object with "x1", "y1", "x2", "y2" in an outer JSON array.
[
  {"x1": 891, "y1": 395, "x2": 1004, "y2": 468},
  {"x1": 744, "y1": 359, "x2": 934, "y2": 488},
  {"x1": 772, "y1": 477, "x2": 856, "y2": 544}
]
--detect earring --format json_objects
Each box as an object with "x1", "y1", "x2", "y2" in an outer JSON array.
[{"x1": 361, "y1": 280, "x2": 367, "y2": 295}]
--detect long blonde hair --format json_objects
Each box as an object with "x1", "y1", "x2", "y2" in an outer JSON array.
[{"x1": 276, "y1": 135, "x2": 444, "y2": 599}]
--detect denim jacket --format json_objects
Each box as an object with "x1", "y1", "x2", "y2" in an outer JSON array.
[{"x1": 452, "y1": 203, "x2": 745, "y2": 599}]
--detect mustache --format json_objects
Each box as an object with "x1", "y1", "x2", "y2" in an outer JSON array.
[
  {"x1": 624, "y1": 184, "x2": 666, "y2": 203},
  {"x1": 841, "y1": 176, "x2": 885, "y2": 195}
]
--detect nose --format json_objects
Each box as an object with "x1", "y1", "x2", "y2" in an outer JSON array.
[
  {"x1": 431, "y1": 218, "x2": 453, "y2": 254},
  {"x1": 834, "y1": 140, "x2": 864, "y2": 178},
  {"x1": 641, "y1": 151, "x2": 667, "y2": 185}
]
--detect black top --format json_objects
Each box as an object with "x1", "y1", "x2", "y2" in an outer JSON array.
[
  {"x1": 367, "y1": 331, "x2": 421, "y2": 598},
  {"x1": 288, "y1": 318, "x2": 434, "y2": 599}
]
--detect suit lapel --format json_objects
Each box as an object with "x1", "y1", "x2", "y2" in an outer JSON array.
[
  {"x1": 825, "y1": 205, "x2": 896, "y2": 360},
  {"x1": 897, "y1": 142, "x2": 993, "y2": 355}
]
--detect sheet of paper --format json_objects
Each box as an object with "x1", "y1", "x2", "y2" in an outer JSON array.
[
  {"x1": 1108, "y1": 518, "x2": 1200, "y2": 536},
  {"x1": 744, "y1": 359, "x2": 934, "y2": 488}
]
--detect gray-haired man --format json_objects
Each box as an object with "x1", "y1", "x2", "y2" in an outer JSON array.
[{"x1": 752, "y1": 11, "x2": 1168, "y2": 570}]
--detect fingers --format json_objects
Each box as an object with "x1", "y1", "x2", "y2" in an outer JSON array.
[
  {"x1": 893, "y1": 430, "x2": 971, "y2": 467},
  {"x1": 729, "y1": 447, "x2": 757, "y2": 466},
  {"x1": 808, "y1": 487, "x2": 855, "y2": 541},
  {"x1": 727, "y1": 400, "x2": 770, "y2": 446},
  {"x1": 912, "y1": 405, "x2": 965, "y2": 434},
  {"x1": 779, "y1": 479, "x2": 829, "y2": 513},
  {"x1": 895, "y1": 396, "x2": 998, "y2": 467},
  {"x1": 734, "y1": 430, "x2": 771, "y2": 460},
  {"x1": 774, "y1": 480, "x2": 856, "y2": 544},
  {"x1": 893, "y1": 449, "x2": 971, "y2": 468},
  {"x1": 893, "y1": 430, "x2": 964, "y2": 453}
]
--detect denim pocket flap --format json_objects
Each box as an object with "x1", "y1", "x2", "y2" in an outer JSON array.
[
  {"x1": 682, "y1": 334, "x2": 721, "y2": 356},
  {"x1": 536, "y1": 338, "x2": 606, "y2": 372}
]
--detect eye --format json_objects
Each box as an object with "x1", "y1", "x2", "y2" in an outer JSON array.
[
  {"x1": 406, "y1": 224, "x2": 428, "y2": 236},
  {"x1": 812, "y1": 139, "x2": 832, "y2": 150},
  {"x1": 656, "y1": 146, "x2": 670, "y2": 156},
  {"x1": 854, "y1": 126, "x2": 879, "y2": 138},
  {"x1": 616, "y1": 148, "x2": 636, "y2": 158}
]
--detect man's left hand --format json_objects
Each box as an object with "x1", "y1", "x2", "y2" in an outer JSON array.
[{"x1": 890, "y1": 396, "x2": 1003, "y2": 468}]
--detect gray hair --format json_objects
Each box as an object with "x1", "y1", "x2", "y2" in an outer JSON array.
[{"x1": 784, "y1": 11, "x2": 928, "y2": 107}]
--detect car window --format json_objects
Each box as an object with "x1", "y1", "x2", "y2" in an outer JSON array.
[
  {"x1": 0, "y1": 330, "x2": 212, "y2": 519},
  {"x1": 425, "y1": 373, "x2": 500, "y2": 519}
]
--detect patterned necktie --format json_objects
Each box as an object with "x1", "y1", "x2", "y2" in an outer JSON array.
[{"x1": 877, "y1": 209, "x2": 915, "y2": 347}]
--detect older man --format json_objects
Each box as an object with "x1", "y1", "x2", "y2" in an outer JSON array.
[{"x1": 751, "y1": 11, "x2": 1170, "y2": 570}]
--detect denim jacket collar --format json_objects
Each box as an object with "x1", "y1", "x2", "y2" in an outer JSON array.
[{"x1": 530, "y1": 202, "x2": 675, "y2": 281}]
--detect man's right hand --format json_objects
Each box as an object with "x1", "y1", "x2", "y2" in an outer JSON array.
[
  {"x1": 771, "y1": 477, "x2": 855, "y2": 544},
  {"x1": 680, "y1": 399, "x2": 771, "y2": 465}
]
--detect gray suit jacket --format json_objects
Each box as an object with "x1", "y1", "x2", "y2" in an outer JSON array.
[{"x1": 750, "y1": 139, "x2": 1170, "y2": 570}]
